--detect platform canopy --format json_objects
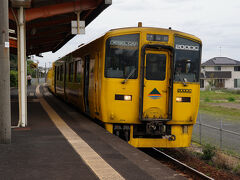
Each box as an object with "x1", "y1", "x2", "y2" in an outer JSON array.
[{"x1": 9, "y1": 0, "x2": 111, "y2": 55}]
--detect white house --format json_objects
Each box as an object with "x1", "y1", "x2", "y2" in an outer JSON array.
[{"x1": 200, "y1": 57, "x2": 240, "y2": 89}]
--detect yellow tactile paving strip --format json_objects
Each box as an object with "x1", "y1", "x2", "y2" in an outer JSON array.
[{"x1": 36, "y1": 85, "x2": 125, "y2": 180}]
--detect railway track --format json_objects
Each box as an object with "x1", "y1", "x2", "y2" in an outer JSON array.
[
  {"x1": 152, "y1": 148, "x2": 214, "y2": 180},
  {"x1": 141, "y1": 148, "x2": 214, "y2": 180}
]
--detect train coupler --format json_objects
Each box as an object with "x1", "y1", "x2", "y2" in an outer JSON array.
[{"x1": 146, "y1": 121, "x2": 166, "y2": 136}]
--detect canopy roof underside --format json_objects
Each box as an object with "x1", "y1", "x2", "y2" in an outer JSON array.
[{"x1": 9, "y1": 0, "x2": 111, "y2": 55}]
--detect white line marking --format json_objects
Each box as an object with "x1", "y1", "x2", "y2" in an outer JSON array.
[{"x1": 36, "y1": 85, "x2": 124, "y2": 180}]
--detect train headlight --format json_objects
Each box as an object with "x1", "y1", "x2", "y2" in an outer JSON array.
[
  {"x1": 176, "y1": 97, "x2": 191, "y2": 102},
  {"x1": 115, "y1": 94, "x2": 132, "y2": 101},
  {"x1": 124, "y1": 95, "x2": 132, "y2": 101},
  {"x1": 176, "y1": 97, "x2": 182, "y2": 102}
]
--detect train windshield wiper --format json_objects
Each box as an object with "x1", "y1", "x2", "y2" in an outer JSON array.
[
  {"x1": 179, "y1": 76, "x2": 187, "y2": 86},
  {"x1": 121, "y1": 68, "x2": 136, "y2": 84}
]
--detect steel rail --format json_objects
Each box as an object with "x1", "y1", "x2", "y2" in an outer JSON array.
[{"x1": 152, "y1": 148, "x2": 214, "y2": 180}]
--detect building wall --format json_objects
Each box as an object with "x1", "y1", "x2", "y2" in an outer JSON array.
[
  {"x1": 232, "y1": 70, "x2": 240, "y2": 89},
  {"x1": 201, "y1": 66, "x2": 240, "y2": 89},
  {"x1": 203, "y1": 66, "x2": 214, "y2": 71},
  {"x1": 222, "y1": 66, "x2": 233, "y2": 89}
]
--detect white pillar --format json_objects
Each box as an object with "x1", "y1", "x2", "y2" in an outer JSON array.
[{"x1": 18, "y1": 6, "x2": 27, "y2": 127}]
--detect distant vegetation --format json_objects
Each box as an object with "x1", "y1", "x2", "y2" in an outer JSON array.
[
  {"x1": 200, "y1": 90, "x2": 240, "y2": 102},
  {"x1": 200, "y1": 90, "x2": 240, "y2": 122},
  {"x1": 10, "y1": 54, "x2": 37, "y2": 87}
]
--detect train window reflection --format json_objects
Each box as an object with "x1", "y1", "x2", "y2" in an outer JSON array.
[
  {"x1": 60, "y1": 65, "x2": 63, "y2": 81},
  {"x1": 174, "y1": 36, "x2": 201, "y2": 82},
  {"x1": 105, "y1": 34, "x2": 139, "y2": 79},
  {"x1": 76, "y1": 60, "x2": 82, "y2": 83},
  {"x1": 68, "y1": 62, "x2": 74, "y2": 82},
  {"x1": 146, "y1": 54, "x2": 166, "y2": 80}
]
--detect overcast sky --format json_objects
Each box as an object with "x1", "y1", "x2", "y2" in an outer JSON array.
[{"x1": 35, "y1": 0, "x2": 240, "y2": 67}]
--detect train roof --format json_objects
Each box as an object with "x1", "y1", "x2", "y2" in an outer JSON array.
[{"x1": 106, "y1": 27, "x2": 201, "y2": 43}]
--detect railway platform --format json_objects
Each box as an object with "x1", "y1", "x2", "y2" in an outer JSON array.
[{"x1": 0, "y1": 85, "x2": 186, "y2": 180}]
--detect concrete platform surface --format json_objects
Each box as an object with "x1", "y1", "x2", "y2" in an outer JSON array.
[{"x1": 0, "y1": 85, "x2": 186, "y2": 180}]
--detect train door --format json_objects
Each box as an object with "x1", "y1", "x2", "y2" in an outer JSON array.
[
  {"x1": 84, "y1": 55, "x2": 90, "y2": 113},
  {"x1": 94, "y1": 53, "x2": 100, "y2": 115},
  {"x1": 141, "y1": 50, "x2": 170, "y2": 120}
]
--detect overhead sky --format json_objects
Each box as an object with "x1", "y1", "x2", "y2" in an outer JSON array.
[{"x1": 35, "y1": 0, "x2": 240, "y2": 67}]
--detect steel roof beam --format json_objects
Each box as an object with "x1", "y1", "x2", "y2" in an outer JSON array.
[
  {"x1": 27, "y1": 32, "x2": 68, "y2": 46},
  {"x1": 26, "y1": 14, "x2": 76, "y2": 28},
  {"x1": 27, "y1": 24, "x2": 70, "y2": 37}
]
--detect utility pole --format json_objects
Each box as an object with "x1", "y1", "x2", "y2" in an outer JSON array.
[{"x1": 0, "y1": 0, "x2": 11, "y2": 144}]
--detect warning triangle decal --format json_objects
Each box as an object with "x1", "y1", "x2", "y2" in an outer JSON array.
[{"x1": 148, "y1": 88, "x2": 161, "y2": 99}]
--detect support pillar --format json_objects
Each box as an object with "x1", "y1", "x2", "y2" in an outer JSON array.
[
  {"x1": 18, "y1": 6, "x2": 27, "y2": 127},
  {"x1": 0, "y1": 0, "x2": 11, "y2": 144}
]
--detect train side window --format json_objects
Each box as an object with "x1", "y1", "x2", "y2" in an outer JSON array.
[
  {"x1": 74, "y1": 62, "x2": 77, "y2": 82},
  {"x1": 68, "y1": 62, "x2": 74, "y2": 82},
  {"x1": 60, "y1": 65, "x2": 63, "y2": 81},
  {"x1": 76, "y1": 60, "x2": 82, "y2": 83},
  {"x1": 56, "y1": 66, "x2": 59, "y2": 80}
]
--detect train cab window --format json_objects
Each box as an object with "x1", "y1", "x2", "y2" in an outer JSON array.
[
  {"x1": 146, "y1": 54, "x2": 166, "y2": 80},
  {"x1": 105, "y1": 34, "x2": 139, "y2": 79},
  {"x1": 75, "y1": 60, "x2": 82, "y2": 83},
  {"x1": 68, "y1": 62, "x2": 74, "y2": 82},
  {"x1": 174, "y1": 36, "x2": 201, "y2": 82}
]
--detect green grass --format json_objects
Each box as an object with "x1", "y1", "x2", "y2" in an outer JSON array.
[
  {"x1": 200, "y1": 90, "x2": 240, "y2": 101},
  {"x1": 199, "y1": 102, "x2": 240, "y2": 122}
]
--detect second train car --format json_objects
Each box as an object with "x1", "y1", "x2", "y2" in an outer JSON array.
[{"x1": 47, "y1": 25, "x2": 202, "y2": 148}]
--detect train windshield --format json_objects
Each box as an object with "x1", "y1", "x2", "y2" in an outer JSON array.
[
  {"x1": 174, "y1": 36, "x2": 201, "y2": 82},
  {"x1": 105, "y1": 34, "x2": 139, "y2": 79}
]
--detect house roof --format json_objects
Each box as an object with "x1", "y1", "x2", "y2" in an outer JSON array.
[
  {"x1": 202, "y1": 57, "x2": 240, "y2": 66},
  {"x1": 204, "y1": 71, "x2": 232, "y2": 79}
]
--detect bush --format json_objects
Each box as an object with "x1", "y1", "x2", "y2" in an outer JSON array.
[
  {"x1": 204, "y1": 97, "x2": 210, "y2": 102},
  {"x1": 233, "y1": 164, "x2": 240, "y2": 175},
  {"x1": 227, "y1": 97, "x2": 235, "y2": 102},
  {"x1": 222, "y1": 89, "x2": 240, "y2": 95},
  {"x1": 202, "y1": 144, "x2": 215, "y2": 161},
  {"x1": 10, "y1": 70, "x2": 18, "y2": 87}
]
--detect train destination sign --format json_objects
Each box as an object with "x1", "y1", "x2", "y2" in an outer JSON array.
[
  {"x1": 175, "y1": 44, "x2": 199, "y2": 51},
  {"x1": 110, "y1": 40, "x2": 138, "y2": 47}
]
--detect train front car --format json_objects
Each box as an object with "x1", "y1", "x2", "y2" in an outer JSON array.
[{"x1": 102, "y1": 28, "x2": 202, "y2": 148}]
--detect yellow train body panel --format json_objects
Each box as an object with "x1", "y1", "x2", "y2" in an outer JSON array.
[{"x1": 46, "y1": 27, "x2": 202, "y2": 148}]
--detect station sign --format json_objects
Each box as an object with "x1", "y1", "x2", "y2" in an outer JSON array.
[
  {"x1": 9, "y1": 37, "x2": 17, "y2": 48},
  {"x1": 71, "y1": 21, "x2": 85, "y2": 35},
  {"x1": 9, "y1": 29, "x2": 17, "y2": 48}
]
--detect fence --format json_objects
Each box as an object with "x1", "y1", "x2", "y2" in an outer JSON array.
[{"x1": 192, "y1": 114, "x2": 240, "y2": 155}]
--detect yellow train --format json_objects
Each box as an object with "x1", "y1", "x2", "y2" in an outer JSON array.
[{"x1": 47, "y1": 26, "x2": 202, "y2": 148}]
